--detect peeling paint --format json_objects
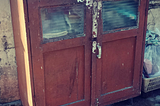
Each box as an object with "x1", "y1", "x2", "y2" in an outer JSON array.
[
  {"x1": 98, "y1": 1, "x2": 102, "y2": 10},
  {"x1": 92, "y1": 1, "x2": 98, "y2": 38},
  {"x1": 92, "y1": 1, "x2": 102, "y2": 38},
  {"x1": 77, "y1": 0, "x2": 93, "y2": 9},
  {"x1": 92, "y1": 41, "x2": 97, "y2": 54},
  {"x1": 77, "y1": 0, "x2": 84, "y2": 2},
  {"x1": 86, "y1": 0, "x2": 93, "y2": 9},
  {"x1": 97, "y1": 1, "x2": 102, "y2": 18}
]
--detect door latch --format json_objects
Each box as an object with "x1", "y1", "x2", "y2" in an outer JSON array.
[
  {"x1": 92, "y1": 41, "x2": 101, "y2": 59},
  {"x1": 97, "y1": 43, "x2": 101, "y2": 59}
]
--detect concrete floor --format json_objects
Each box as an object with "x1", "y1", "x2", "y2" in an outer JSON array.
[
  {"x1": 1, "y1": 89, "x2": 160, "y2": 106},
  {"x1": 107, "y1": 89, "x2": 160, "y2": 106}
]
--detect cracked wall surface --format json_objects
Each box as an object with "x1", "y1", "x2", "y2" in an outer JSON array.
[{"x1": 0, "y1": 0, "x2": 20, "y2": 103}]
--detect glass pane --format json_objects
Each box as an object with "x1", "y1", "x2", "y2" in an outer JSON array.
[
  {"x1": 40, "y1": 5, "x2": 85, "y2": 43},
  {"x1": 102, "y1": 0, "x2": 139, "y2": 32}
]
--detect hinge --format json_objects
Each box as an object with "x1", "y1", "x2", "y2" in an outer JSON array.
[{"x1": 96, "y1": 98, "x2": 99, "y2": 106}]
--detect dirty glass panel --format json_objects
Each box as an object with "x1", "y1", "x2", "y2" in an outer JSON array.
[
  {"x1": 40, "y1": 5, "x2": 85, "y2": 43},
  {"x1": 102, "y1": 0, "x2": 139, "y2": 32}
]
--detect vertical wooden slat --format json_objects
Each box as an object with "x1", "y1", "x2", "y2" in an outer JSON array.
[{"x1": 10, "y1": 0, "x2": 33, "y2": 106}]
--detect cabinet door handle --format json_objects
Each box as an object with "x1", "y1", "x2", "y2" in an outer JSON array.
[{"x1": 97, "y1": 43, "x2": 101, "y2": 59}]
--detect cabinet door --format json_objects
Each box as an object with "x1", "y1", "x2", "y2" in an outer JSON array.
[
  {"x1": 27, "y1": 0, "x2": 147, "y2": 106},
  {"x1": 91, "y1": 0, "x2": 147, "y2": 105},
  {"x1": 27, "y1": 0, "x2": 92, "y2": 106}
]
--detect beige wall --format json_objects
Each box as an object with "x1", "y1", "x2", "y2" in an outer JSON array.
[
  {"x1": 147, "y1": 1, "x2": 160, "y2": 32},
  {"x1": 0, "y1": 0, "x2": 20, "y2": 103}
]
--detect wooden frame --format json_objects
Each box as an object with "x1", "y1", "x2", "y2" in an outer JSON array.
[{"x1": 10, "y1": 0, "x2": 34, "y2": 106}]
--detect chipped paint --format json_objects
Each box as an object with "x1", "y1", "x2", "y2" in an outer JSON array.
[
  {"x1": 77, "y1": 0, "x2": 93, "y2": 9},
  {"x1": 92, "y1": 1, "x2": 98, "y2": 38},
  {"x1": 92, "y1": 1, "x2": 102, "y2": 38},
  {"x1": 77, "y1": 0, "x2": 84, "y2": 2},
  {"x1": 97, "y1": 1, "x2": 102, "y2": 18},
  {"x1": 86, "y1": 0, "x2": 93, "y2": 9},
  {"x1": 92, "y1": 41, "x2": 97, "y2": 54}
]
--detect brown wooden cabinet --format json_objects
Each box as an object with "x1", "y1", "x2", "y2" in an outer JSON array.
[{"x1": 11, "y1": 0, "x2": 149, "y2": 106}]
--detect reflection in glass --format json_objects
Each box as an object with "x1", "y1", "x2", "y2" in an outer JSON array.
[
  {"x1": 102, "y1": 0, "x2": 139, "y2": 32},
  {"x1": 40, "y1": 5, "x2": 85, "y2": 43}
]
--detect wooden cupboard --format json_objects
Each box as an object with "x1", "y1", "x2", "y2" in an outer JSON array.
[{"x1": 10, "y1": 0, "x2": 149, "y2": 106}]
